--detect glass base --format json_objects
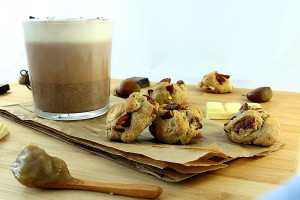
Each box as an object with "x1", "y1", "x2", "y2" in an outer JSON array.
[{"x1": 34, "y1": 104, "x2": 109, "y2": 121}]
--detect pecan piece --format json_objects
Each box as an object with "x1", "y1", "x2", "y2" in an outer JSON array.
[
  {"x1": 239, "y1": 103, "x2": 249, "y2": 112},
  {"x1": 233, "y1": 117, "x2": 255, "y2": 132},
  {"x1": 161, "y1": 110, "x2": 173, "y2": 119},
  {"x1": 116, "y1": 113, "x2": 131, "y2": 127},
  {"x1": 143, "y1": 94, "x2": 156, "y2": 105},
  {"x1": 147, "y1": 89, "x2": 154, "y2": 95},
  {"x1": 164, "y1": 103, "x2": 188, "y2": 110},
  {"x1": 164, "y1": 103, "x2": 180, "y2": 110},
  {"x1": 191, "y1": 117, "x2": 203, "y2": 129},
  {"x1": 197, "y1": 122, "x2": 203, "y2": 129},
  {"x1": 216, "y1": 73, "x2": 230, "y2": 85},
  {"x1": 166, "y1": 84, "x2": 174, "y2": 95},
  {"x1": 195, "y1": 118, "x2": 203, "y2": 129},
  {"x1": 176, "y1": 80, "x2": 185, "y2": 85},
  {"x1": 159, "y1": 78, "x2": 171, "y2": 83}
]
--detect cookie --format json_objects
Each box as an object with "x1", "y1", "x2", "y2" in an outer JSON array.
[
  {"x1": 106, "y1": 92, "x2": 159, "y2": 143},
  {"x1": 149, "y1": 103, "x2": 203, "y2": 145},
  {"x1": 224, "y1": 103, "x2": 280, "y2": 146},
  {"x1": 199, "y1": 71, "x2": 233, "y2": 93},
  {"x1": 148, "y1": 78, "x2": 188, "y2": 105}
]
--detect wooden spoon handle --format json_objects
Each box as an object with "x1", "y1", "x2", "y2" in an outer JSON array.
[{"x1": 44, "y1": 179, "x2": 163, "y2": 199}]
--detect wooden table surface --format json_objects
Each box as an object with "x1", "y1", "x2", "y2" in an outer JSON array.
[{"x1": 0, "y1": 79, "x2": 299, "y2": 200}]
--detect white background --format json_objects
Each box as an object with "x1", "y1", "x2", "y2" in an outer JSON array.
[{"x1": 1, "y1": 0, "x2": 300, "y2": 92}]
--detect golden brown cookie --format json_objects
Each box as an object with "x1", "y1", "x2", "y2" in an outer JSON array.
[
  {"x1": 106, "y1": 92, "x2": 159, "y2": 143},
  {"x1": 224, "y1": 103, "x2": 280, "y2": 146},
  {"x1": 149, "y1": 103, "x2": 203, "y2": 145},
  {"x1": 148, "y1": 78, "x2": 188, "y2": 105},
  {"x1": 199, "y1": 71, "x2": 233, "y2": 93}
]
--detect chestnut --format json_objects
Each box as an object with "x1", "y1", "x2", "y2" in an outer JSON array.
[{"x1": 115, "y1": 80, "x2": 141, "y2": 98}]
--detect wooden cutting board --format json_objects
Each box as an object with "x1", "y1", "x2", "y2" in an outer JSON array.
[{"x1": 0, "y1": 80, "x2": 299, "y2": 199}]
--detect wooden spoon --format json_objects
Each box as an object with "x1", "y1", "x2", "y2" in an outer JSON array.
[
  {"x1": 11, "y1": 144, "x2": 162, "y2": 199},
  {"x1": 41, "y1": 178, "x2": 163, "y2": 199}
]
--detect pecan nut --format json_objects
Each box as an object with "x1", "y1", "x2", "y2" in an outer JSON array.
[
  {"x1": 161, "y1": 110, "x2": 174, "y2": 119},
  {"x1": 233, "y1": 117, "x2": 255, "y2": 132},
  {"x1": 239, "y1": 103, "x2": 249, "y2": 112},
  {"x1": 176, "y1": 80, "x2": 185, "y2": 85},
  {"x1": 166, "y1": 84, "x2": 174, "y2": 95},
  {"x1": 164, "y1": 103, "x2": 180, "y2": 110},
  {"x1": 113, "y1": 113, "x2": 131, "y2": 132},
  {"x1": 143, "y1": 94, "x2": 156, "y2": 105},
  {"x1": 116, "y1": 113, "x2": 131, "y2": 126},
  {"x1": 197, "y1": 122, "x2": 203, "y2": 129},
  {"x1": 195, "y1": 117, "x2": 203, "y2": 129},
  {"x1": 164, "y1": 103, "x2": 189, "y2": 111},
  {"x1": 159, "y1": 78, "x2": 171, "y2": 83},
  {"x1": 147, "y1": 89, "x2": 154, "y2": 95},
  {"x1": 216, "y1": 73, "x2": 230, "y2": 85}
]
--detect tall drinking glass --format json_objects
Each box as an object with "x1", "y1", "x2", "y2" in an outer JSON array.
[{"x1": 22, "y1": 18, "x2": 112, "y2": 120}]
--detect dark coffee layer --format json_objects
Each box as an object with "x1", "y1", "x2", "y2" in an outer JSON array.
[{"x1": 32, "y1": 81, "x2": 110, "y2": 113}]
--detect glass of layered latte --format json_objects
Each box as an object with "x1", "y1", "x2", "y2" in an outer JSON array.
[{"x1": 22, "y1": 18, "x2": 112, "y2": 120}]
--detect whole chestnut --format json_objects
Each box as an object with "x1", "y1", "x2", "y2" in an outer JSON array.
[
  {"x1": 246, "y1": 86, "x2": 272, "y2": 103},
  {"x1": 115, "y1": 80, "x2": 141, "y2": 98}
]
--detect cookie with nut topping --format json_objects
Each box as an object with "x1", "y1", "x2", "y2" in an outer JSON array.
[
  {"x1": 149, "y1": 103, "x2": 203, "y2": 145},
  {"x1": 199, "y1": 71, "x2": 233, "y2": 93},
  {"x1": 148, "y1": 78, "x2": 188, "y2": 105},
  {"x1": 224, "y1": 103, "x2": 280, "y2": 146},
  {"x1": 106, "y1": 92, "x2": 159, "y2": 143}
]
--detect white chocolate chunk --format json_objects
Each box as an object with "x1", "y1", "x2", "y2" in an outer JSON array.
[
  {"x1": 206, "y1": 102, "x2": 224, "y2": 112},
  {"x1": 206, "y1": 111, "x2": 231, "y2": 119},
  {"x1": 224, "y1": 103, "x2": 242, "y2": 115},
  {"x1": 206, "y1": 102, "x2": 261, "y2": 120},
  {"x1": 208, "y1": 86, "x2": 215, "y2": 91},
  {"x1": 247, "y1": 103, "x2": 262, "y2": 109},
  {"x1": 0, "y1": 123, "x2": 10, "y2": 139},
  {"x1": 206, "y1": 102, "x2": 231, "y2": 119}
]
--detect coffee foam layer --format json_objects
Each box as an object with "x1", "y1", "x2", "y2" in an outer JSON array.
[{"x1": 23, "y1": 19, "x2": 112, "y2": 42}]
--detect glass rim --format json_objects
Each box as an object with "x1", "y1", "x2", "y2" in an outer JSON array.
[{"x1": 22, "y1": 17, "x2": 112, "y2": 23}]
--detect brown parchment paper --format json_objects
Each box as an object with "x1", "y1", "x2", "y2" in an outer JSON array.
[{"x1": 0, "y1": 102, "x2": 285, "y2": 182}]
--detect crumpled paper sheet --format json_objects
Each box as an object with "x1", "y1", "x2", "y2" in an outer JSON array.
[{"x1": 0, "y1": 101, "x2": 285, "y2": 182}]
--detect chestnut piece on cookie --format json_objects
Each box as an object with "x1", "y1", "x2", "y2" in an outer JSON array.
[
  {"x1": 224, "y1": 103, "x2": 280, "y2": 147},
  {"x1": 199, "y1": 71, "x2": 233, "y2": 94},
  {"x1": 106, "y1": 92, "x2": 159, "y2": 143},
  {"x1": 148, "y1": 78, "x2": 188, "y2": 105},
  {"x1": 149, "y1": 103, "x2": 203, "y2": 145}
]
